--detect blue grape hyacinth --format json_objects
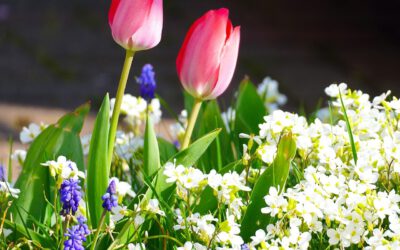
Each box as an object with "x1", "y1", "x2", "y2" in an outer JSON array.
[
  {"x1": 64, "y1": 226, "x2": 86, "y2": 250},
  {"x1": 101, "y1": 179, "x2": 118, "y2": 211},
  {"x1": 60, "y1": 178, "x2": 82, "y2": 216},
  {"x1": 76, "y1": 216, "x2": 90, "y2": 236},
  {"x1": 0, "y1": 164, "x2": 5, "y2": 181},
  {"x1": 137, "y1": 64, "x2": 156, "y2": 101},
  {"x1": 64, "y1": 216, "x2": 90, "y2": 250}
]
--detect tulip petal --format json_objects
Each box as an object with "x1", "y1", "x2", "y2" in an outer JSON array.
[
  {"x1": 177, "y1": 8, "x2": 230, "y2": 99},
  {"x1": 110, "y1": 0, "x2": 152, "y2": 48},
  {"x1": 208, "y1": 26, "x2": 240, "y2": 99},
  {"x1": 108, "y1": 0, "x2": 121, "y2": 26},
  {"x1": 129, "y1": 0, "x2": 163, "y2": 51}
]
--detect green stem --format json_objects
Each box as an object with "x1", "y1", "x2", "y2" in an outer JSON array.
[
  {"x1": 91, "y1": 209, "x2": 107, "y2": 250},
  {"x1": 7, "y1": 137, "x2": 13, "y2": 183},
  {"x1": 107, "y1": 218, "x2": 133, "y2": 250},
  {"x1": 181, "y1": 99, "x2": 202, "y2": 150},
  {"x1": 146, "y1": 235, "x2": 184, "y2": 246},
  {"x1": 108, "y1": 50, "x2": 135, "y2": 169},
  {"x1": 61, "y1": 215, "x2": 71, "y2": 250}
]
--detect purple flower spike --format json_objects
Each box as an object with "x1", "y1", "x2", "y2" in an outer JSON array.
[
  {"x1": 101, "y1": 180, "x2": 118, "y2": 211},
  {"x1": 137, "y1": 64, "x2": 156, "y2": 101},
  {"x1": 64, "y1": 216, "x2": 90, "y2": 250},
  {"x1": 64, "y1": 225, "x2": 85, "y2": 250},
  {"x1": 0, "y1": 164, "x2": 5, "y2": 181},
  {"x1": 60, "y1": 178, "x2": 82, "y2": 216},
  {"x1": 77, "y1": 216, "x2": 90, "y2": 236}
]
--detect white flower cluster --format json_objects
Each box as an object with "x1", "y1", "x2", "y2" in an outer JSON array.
[
  {"x1": 250, "y1": 83, "x2": 400, "y2": 249},
  {"x1": 41, "y1": 156, "x2": 85, "y2": 187},
  {"x1": 163, "y1": 161, "x2": 250, "y2": 248},
  {"x1": 110, "y1": 94, "x2": 162, "y2": 131},
  {"x1": 257, "y1": 77, "x2": 287, "y2": 112}
]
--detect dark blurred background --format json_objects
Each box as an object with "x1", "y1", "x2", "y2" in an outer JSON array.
[{"x1": 1, "y1": 0, "x2": 400, "y2": 113}]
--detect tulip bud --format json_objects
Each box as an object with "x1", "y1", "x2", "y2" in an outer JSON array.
[
  {"x1": 176, "y1": 8, "x2": 240, "y2": 100},
  {"x1": 109, "y1": 0, "x2": 163, "y2": 51}
]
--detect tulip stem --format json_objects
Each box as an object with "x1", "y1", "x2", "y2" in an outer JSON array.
[
  {"x1": 108, "y1": 50, "x2": 135, "y2": 169},
  {"x1": 181, "y1": 99, "x2": 202, "y2": 150}
]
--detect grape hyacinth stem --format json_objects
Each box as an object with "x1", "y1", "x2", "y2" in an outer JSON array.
[
  {"x1": 108, "y1": 50, "x2": 135, "y2": 169},
  {"x1": 107, "y1": 217, "x2": 133, "y2": 250},
  {"x1": 90, "y1": 209, "x2": 107, "y2": 250},
  {"x1": 181, "y1": 99, "x2": 202, "y2": 150},
  {"x1": 61, "y1": 215, "x2": 71, "y2": 250}
]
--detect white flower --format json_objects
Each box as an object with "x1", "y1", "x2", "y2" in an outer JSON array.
[
  {"x1": 178, "y1": 242, "x2": 193, "y2": 250},
  {"x1": 324, "y1": 83, "x2": 348, "y2": 97},
  {"x1": 11, "y1": 149, "x2": 27, "y2": 164},
  {"x1": 145, "y1": 199, "x2": 165, "y2": 216},
  {"x1": 178, "y1": 242, "x2": 207, "y2": 250},
  {"x1": 0, "y1": 181, "x2": 20, "y2": 198},
  {"x1": 41, "y1": 156, "x2": 85, "y2": 181},
  {"x1": 1, "y1": 228, "x2": 12, "y2": 238},
  {"x1": 221, "y1": 107, "x2": 236, "y2": 132},
  {"x1": 110, "y1": 94, "x2": 162, "y2": 128},
  {"x1": 216, "y1": 213, "x2": 243, "y2": 247},
  {"x1": 134, "y1": 214, "x2": 145, "y2": 228},
  {"x1": 251, "y1": 229, "x2": 267, "y2": 247},
  {"x1": 127, "y1": 243, "x2": 145, "y2": 250},
  {"x1": 111, "y1": 205, "x2": 127, "y2": 223},
  {"x1": 327, "y1": 228, "x2": 340, "y2": 245},
  {"x1": 80, "y1": 134, "x2": 91, "y2": 156},
  {"x1": 19, "y1": 122, "x2": 47, "y2": 144},
  {"x1": 114, "y1": 131, "x2": 144, "y2": 161},
  {"x1": 257, "y1": 77, "x2": 287, "y2": 111},
  {"x1": 109, "y1": 177, "x2": 136, "y2": 202},
  {"x1": 163, "y1": 161, "x2": 185, "y2": 183},
  {"x1": 261, "y1": 187, "x2": 287, "y2": 216}
]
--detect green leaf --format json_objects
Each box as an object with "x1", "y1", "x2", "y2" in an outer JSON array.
[
  {"x1": 234, "y1": 78, "x2": 266, "y2": 145},
  {"x1": 3, "y1": 219, "x2": 56, "y2": 249},
  {"x1": 87, "y1": 95, "x2": 110, "y2": 229},
  {"x1": 147, "y1": 129, "x2": 221, "y2": 202},
  {"x1": 102, "y1": 129, "x2": 222, "y2": 249},
  {"x1": 11, "y1": 103, "x2": 89, "y2": 225},
  {"x1": 143, "y1": 115, "x2": 160, "y2": 178},
  {"x1": 240, "y1": 133, "x2": 296, "y2": 241},
  {"x1": 338, "y1": 91, "x2": 358, "y2": 164},
  {"x1": 157, "y1": 137, "x2": 177, "y2": 165},
  {"x1": 197, "y1": 101, "x2": 233, "y2": 172}
]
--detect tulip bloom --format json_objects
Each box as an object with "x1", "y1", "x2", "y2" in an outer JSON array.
[
  {"x1": 176, "y1": 8, "x2": 240, "y2": 100},
  {"x1": 109, "y1": 0, "x2": 163, "y2": 51}
]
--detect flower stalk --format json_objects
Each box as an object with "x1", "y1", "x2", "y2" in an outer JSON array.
[
  {"x1": 108, "y1": 50, "x2": 135, "y2": 168},
  {"x1": 90, "y1": 209, "x2": 107, "y2": 250},
  {"x1": 181, "y1": 99, "x2": 202, "y2": 150}
]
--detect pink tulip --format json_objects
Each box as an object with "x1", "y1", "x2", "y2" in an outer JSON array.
[
  {"x1": 109, "y1": 0, "x2": 163, "y2": 51},
  {"x1": 176, "y1": 8, "x2": 240, "y2": 100}
]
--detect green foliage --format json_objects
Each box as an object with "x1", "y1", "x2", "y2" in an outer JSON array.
[
  {"x1": 338, "y1": 91, "x2": 358, "y2": 164},
  {"x1": 234, "y1": 78, "x2": 267, "y2": 139},
  {"x1": 144, "y1": 115, "x2": 161, "y2": 178},
  {"x1": 157, "y1": 137, "x2": 177, "y2": 165},
  {"x1": 87, "y1": 95, "x2": 110, "y2": 229},
  {"x1": 197, "y1": 100, "x2": 233, "y2": 172},
  {"x1": 11, "y1": 103, "x2": 89, "y2": 225},
  {"x1": 149, "y1": 129, "x2": 221, "y2": 203},
  {"x1": 240, "y1": 133, "x2": 297, "y2": 241},
  {"x1": 3, "y1": 219, "x2": 56, "y2": 249}
]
